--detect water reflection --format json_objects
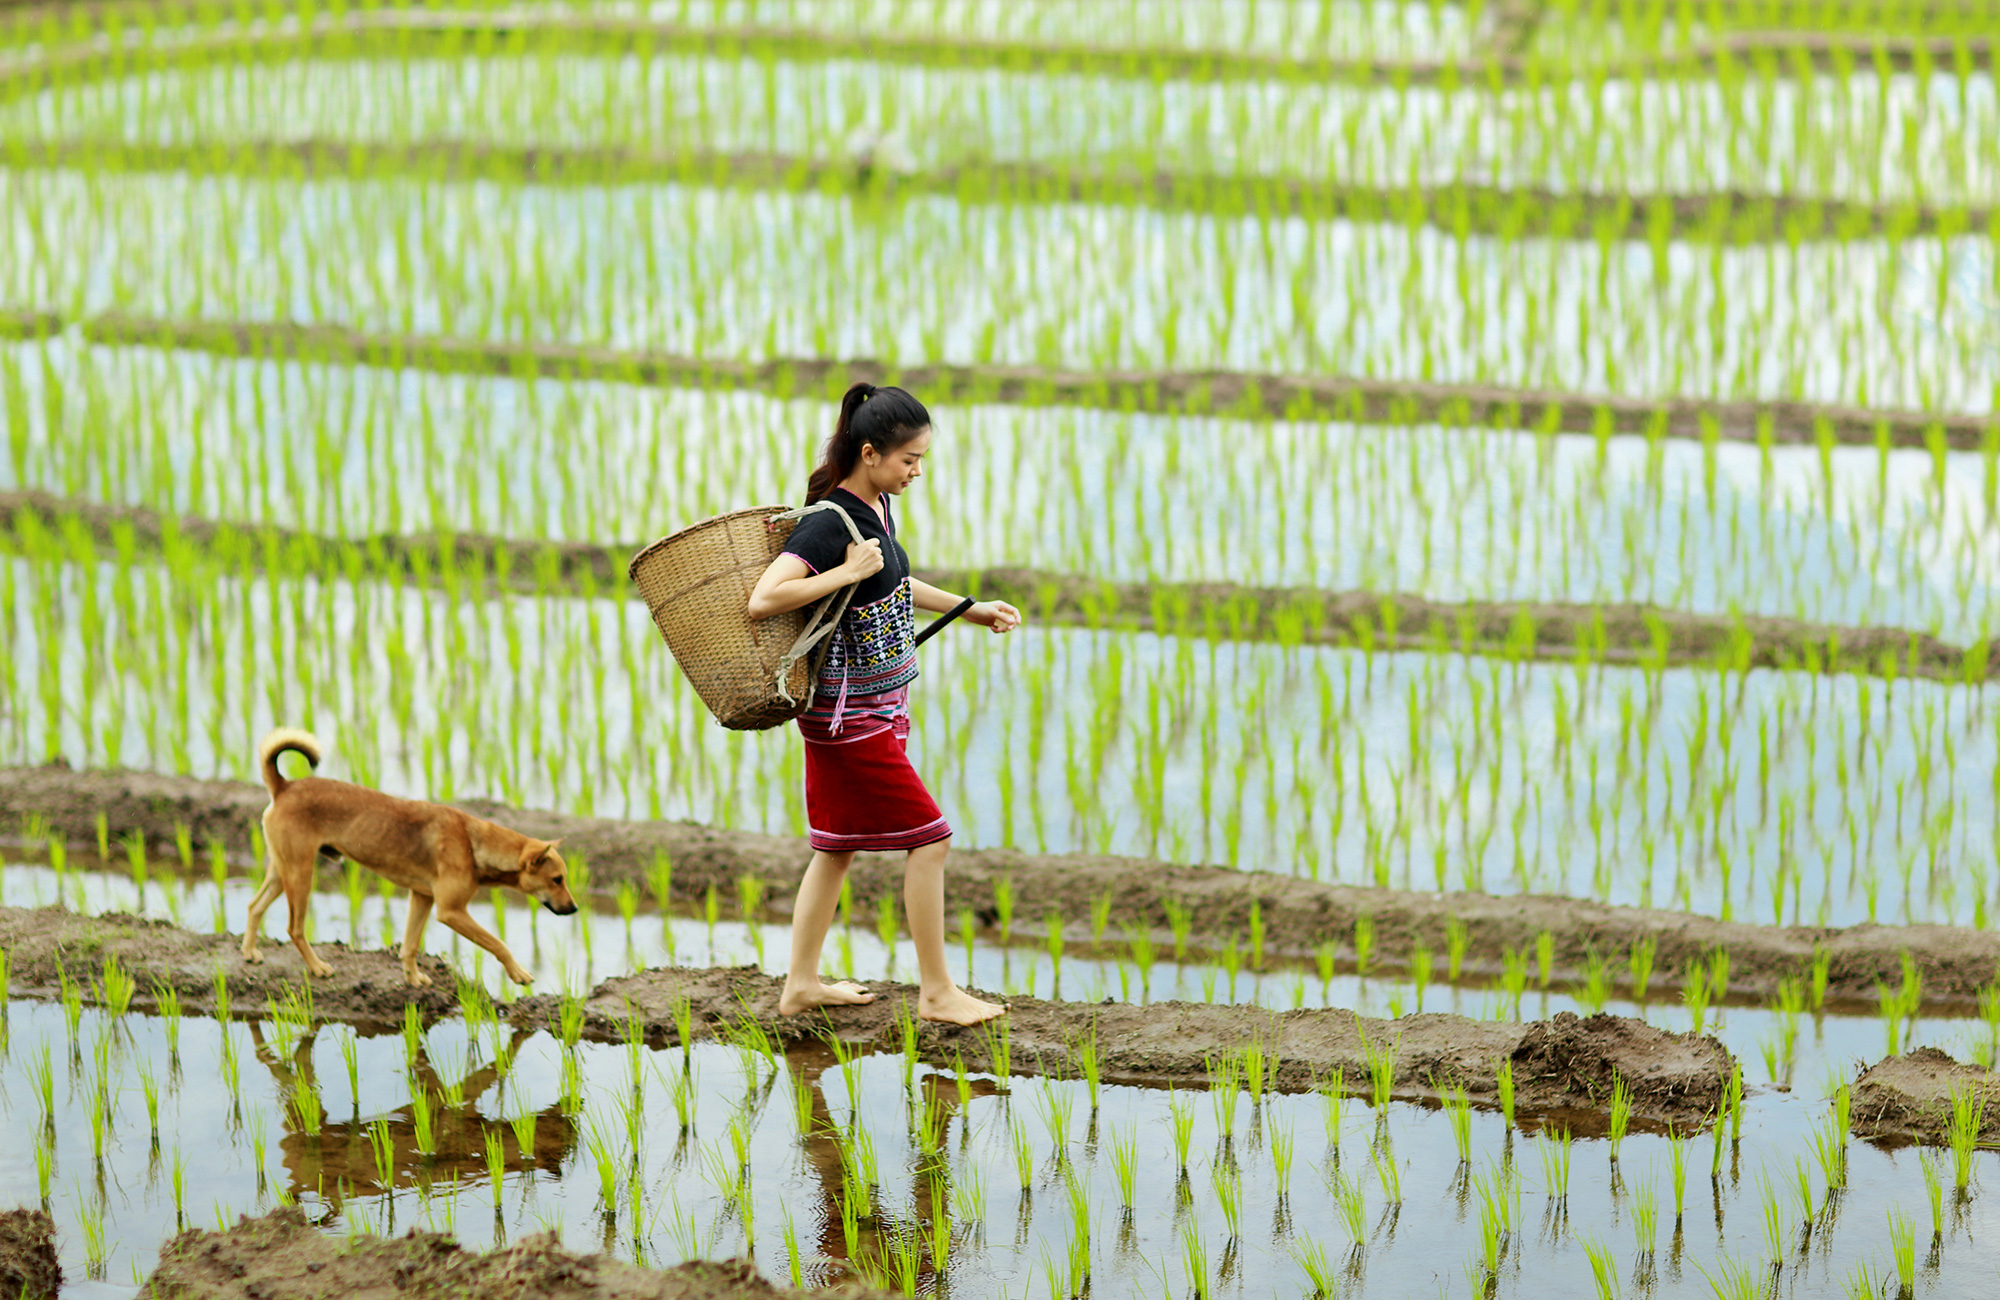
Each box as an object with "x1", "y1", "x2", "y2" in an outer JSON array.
[{"x1": 246, "y1": 1020, "x2": 578, "y2": 1203}]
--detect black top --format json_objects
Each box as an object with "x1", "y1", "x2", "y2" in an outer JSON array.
[{"x1": 779, "y1": 487, "x2": 910, "y2": 602}]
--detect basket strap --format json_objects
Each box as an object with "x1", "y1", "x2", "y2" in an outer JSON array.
[{"x1": 768, "y1": 501, "x2": 866, "y2": 705}]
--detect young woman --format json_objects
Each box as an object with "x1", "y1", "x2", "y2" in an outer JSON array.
[{"x1": 747, "y1": 382, "x2": 1019, "y2": 1026}]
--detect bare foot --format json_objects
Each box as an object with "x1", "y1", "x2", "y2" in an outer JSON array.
[
  {"x1": 918, "y1": 985, "x2": 1007, "y2": 1027},
  {"x1": 779, "y1": 978, "x2": 876, "y2": 1015}
]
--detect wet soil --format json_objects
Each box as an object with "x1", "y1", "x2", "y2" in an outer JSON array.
[
  {"x1": 7, "y1": 139, "x2": 1978, "y2": 244},
  {"x1": 0, "y1": 904, "x2": 461, "y2": 1023},
  {"x1": 6, "y1": 763, "x2": 1998, "y2": 1013},
  {"x1": 3, "y1": 487, "x2": 1982, "y2": 683},
  {"x1": 1849, "y1": 1047, "x2": 2000, "y2": 1145},
  {"x1": 0, "y1": 1208, "x2": 59, "y2": 1300},
  {"x1": 143, "y1": 1204, "x2": 887, "y2": 1300},
  {"x1": 6, "y1": 309, "x2": 1991, "y2": 448},
  {"x1": 509, "y1": 965, "x2": 1731, "y2": 1128}
]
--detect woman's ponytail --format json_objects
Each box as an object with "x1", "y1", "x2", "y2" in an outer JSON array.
[{"x1": 804, "y1": 381, "x2": 931, "y2": 504}]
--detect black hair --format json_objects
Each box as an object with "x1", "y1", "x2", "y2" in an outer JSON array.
[{"x1": 804, "y1": 382, "x2": 931, "y2": 504}]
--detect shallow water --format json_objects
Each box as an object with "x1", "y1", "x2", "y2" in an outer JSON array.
[
  {"x1": 6, "y1": 548, "x2": 1997, "y2": 928},
  {"x1": 1, "y1": 985, "x2": 1992, "y2": 1300},
  {"x1": 1, "y1": 167, "x2": 1989, "y2": 413},
  {"x1": 8, "y1": 338, "x2": 1999, "y2": 639}
]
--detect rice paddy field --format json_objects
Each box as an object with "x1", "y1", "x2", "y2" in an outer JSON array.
[{"x1": 4, "y1": 1, "x2": 2000, "y2": 1297}]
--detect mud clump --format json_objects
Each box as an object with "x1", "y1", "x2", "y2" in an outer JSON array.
[
  {"x1": 512, "y1": 966, "x2": 1732, "y2": 1129},
  {"x1": 145, "y1": 1205, "x2": 888, "y2": 1300},
  {"x1": 1850, "y1": 1048, "x2": 2000, "y2": 1144},
  {"x1": 0, "y1": 905, "x2": 460, "y2": 1024},
  {"x1": 0, "y1": 1208, "x2": 60, "y2": 1300}
]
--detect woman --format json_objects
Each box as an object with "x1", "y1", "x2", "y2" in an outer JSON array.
[{"x1": 747, "y1": 382, "x2": 1019, "y2": 1026}]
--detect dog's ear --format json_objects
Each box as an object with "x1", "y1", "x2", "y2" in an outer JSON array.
[{"x1": 524, "y1": 838, "x2": 564, "y2": 866}]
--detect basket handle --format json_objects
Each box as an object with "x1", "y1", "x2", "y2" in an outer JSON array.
[{"x1": 767, "y1": 501, "x2": 867, "y2": 704}]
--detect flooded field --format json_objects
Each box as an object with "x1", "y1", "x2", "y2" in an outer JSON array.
[{"x1": 4, "y1": 1, "x2": 1999, "y2": 1296}]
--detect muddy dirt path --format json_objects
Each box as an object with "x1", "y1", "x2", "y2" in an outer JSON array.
[
  {"x1": 0, "y1": 904, "x2": 462, "y2": 1023},
  {"x1": 143, "y1": 1205, "x2": 880, "y2": 1300},
  {"x1": 510, "y1": 965, "x2": 1732, "y2": 1129},
  {"x1": 1850, "y1": 1048, "x2": 2000, "y2": 1146},
  {"x1": 5, "y1": 487, "x2": 1980, "y2": 682},
  {"x1": 6, "y1": 763, "x2": 1998, "y2": 1012},
  {"x1": 7, "y1": 139, "x2": 1972, "y2": 244},
  {"x1": 6, "y1": 308, "x2": 1989, "y2": 448},
  {"x1": 0, "y1": 904, "x2": 1730, "y2": 1128},
  {"x1": 0, "y1": 1209, "x2": 58, "y2": 1300}
]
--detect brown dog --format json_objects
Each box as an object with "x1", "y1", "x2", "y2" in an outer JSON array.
[{"x1": 243, "y1": 727, "x2": 577, "y2": 986}]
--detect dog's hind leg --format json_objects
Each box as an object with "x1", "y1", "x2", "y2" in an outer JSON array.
[
  {"x1": 400, "y1": 890, "x2": 436, "y2": 988},
  {"x1": 267, "y1": 833, "x2": 334, "y2": 978},
  {"x1": 241, "y1": 862, "x2": 285, "y2": 964}
]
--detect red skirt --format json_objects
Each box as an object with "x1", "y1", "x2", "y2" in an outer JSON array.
[{"x1": 798, "y1": 691, "x2": 951, "y2": 854}]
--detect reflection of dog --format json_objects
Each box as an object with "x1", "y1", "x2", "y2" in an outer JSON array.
[{"x1": 242, "y1": 728, "x2": 577, "y2": 986}]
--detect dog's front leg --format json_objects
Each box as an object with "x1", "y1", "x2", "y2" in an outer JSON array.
[
  {"x1": 401, "y1": 891, "x2": 436, "y2": 987},
  {"x1": 433, "y1": 903, "x2": 536, "y2": 986}
]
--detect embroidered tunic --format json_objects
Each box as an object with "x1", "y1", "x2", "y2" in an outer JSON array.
[{"x1": 778, "y1": 486, "x2": 920, "y2": 733}]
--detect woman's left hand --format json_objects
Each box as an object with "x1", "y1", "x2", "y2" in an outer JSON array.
[{"x1": 967, "y1": 600, "x2": 1023, "y2": 634}]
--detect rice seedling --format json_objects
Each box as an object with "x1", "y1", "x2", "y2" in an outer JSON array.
[
  {"x1": 1579, "y1": 1234, "x2": 1618, "y2": 1299},
  {"x1": 1180, "y1": 1220, "x2": 1211, "y2": 1300},
  {"x1": 138, "y1": 1062, "x2": 159, "y2": 1140},
  {"x1": 1440, "y1": 1082, "x2": 1472, "y2": 1163},
  {"x1": 33, "y1": 1141, "x2": 52, "y2": 1205},
  {"x1": 484, "y1": 1127, "x2": 506, "y2": 1201},
  {"x1": 1693, "y1": 1253, "x2": 1760, "y2": 1300},
  {"x1": 1169, "y1": 1091, "x2": 1195, "y2": 1171},
  {"x1": 1919, "y1": 1151, "x2": 1944, "y2": 1238},
  {"x1": 1843, "y1": 1259, "x2": 1887, "y2": 1300},
  {"x1": 1535, "y1": 930, "x2": 1554, "y2": 989},
  {"x1": 1209, "y1": 1160, "x2": 1243, "y2": 1239},
  {"x1": 1886, "y1": 1206, "x2": 1917, "y2": 1294},
  {"x1": 1370, "y1": 1140, "x2": 1403, "y2": 1205},
  {"x1": 504, "y1": 1106, "x2": 537, "y2": 1166},
  {"x1": 1538, "y1": 1128, "x2": 1573, "y2": 1204},
  {"x1": 951, "y1": 1162, "x2": 987, "y2": 1229},
  {"x1": 1010, "y1": 1117, "x2": 1034, "y2": 1192},
  {"x1": 1361, "y1": 1028, "x2": 1397, "y2": 1110},
  {"x1": 1498, "y1": 948, "x2": 1528, "y2": 1020},
  {"x1": 1163, "y1": 898, "x2": 1191, "y2": 962},
  {"x1": 1633, "y1": 1181, "x2": 1659, "y2": 1253},
  {"x1": 1495, "y1": 1059, "x2": 1516, "y2": 1130},
  {"x1": 1756, "y1": 1169, "x2": 1786, "y2": 1265},
  {"x1": 1269, "y1": 1115, "x2": 1297, "y2": 1197},
  {"x1": 1627, "y1": 937, "x2": 1656, "y2": 1002},
  {"x1": 1352, "y1": 914, "x2": 1374, "y2": 978},
  {"x1": 1682, "y1": 961, "x2": 1711, "y2": 1036},
  {"x1": 1319, "y1": 1069, "x2": 1347, "y2": 1146},
  {"x1": 1579, "y1": 953, "x2": 1611, "y2": 1014},
  {"x1": 1291, "y1": 1237, "x2": 1335, "y2": 1298},
  {"x1": 1109, "y1": 1123, "x2": 1138, "y2": 1208},
  {"x1": 1410, "y1": 944, "x2": 1433, "y2": 1011},
  {"x1": 1948, "y1": 1082, "x2": 1986, "y2": 1191},
  {"x1": 1329, "y1": 1166, "x2": 1368, "y2": 1243},
  {"x1": 409, "y1": 1086, "x2": 436, "y2": 1157},
  {"x1": 1607, "y1": 1074, "x2": 1631, "y2": 1161}
]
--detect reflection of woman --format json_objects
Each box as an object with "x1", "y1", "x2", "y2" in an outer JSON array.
[{"x1": 748, "y1": 382, "x2": 1018, "y2": 1026}]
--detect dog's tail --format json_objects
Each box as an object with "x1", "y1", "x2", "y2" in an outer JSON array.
[{"x1": 257, "y1": 727, "x2": 321, "y2": 797}]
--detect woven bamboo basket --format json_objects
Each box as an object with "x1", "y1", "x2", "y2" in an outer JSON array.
[{"x1": 628, "y1": 503, "x2": 860, "y2": 730}]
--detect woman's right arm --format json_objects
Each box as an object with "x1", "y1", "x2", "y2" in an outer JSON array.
[{"x1": 747, "y1": 541, "x2": 883, "y2": 620}]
